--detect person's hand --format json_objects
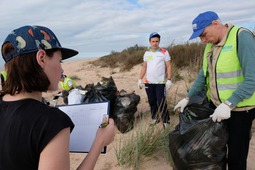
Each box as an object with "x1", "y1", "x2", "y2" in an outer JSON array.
[
  {"x1": 80, "y1": 119, "x2": 115, "y2": 170},
  {"x1": 96, "y1": 118, "x2": 116, "y2": 146},
  {"x1": 210, "y1": 103, "x2": 231, "y2": 122},
  {"x1": 165, "y1": 80, "x2": 172, "y2": 90},
  {"x1": 174, "y1": 98, "x2": 189, "y2": 112},
  {"x1": 138, "y1": 79, "x2": 143, "y2": 89}
]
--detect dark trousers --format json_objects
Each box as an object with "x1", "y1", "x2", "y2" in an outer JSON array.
[
  {"x1": 210, "y1": 102, "x2": 255, "y2": 170},
  {"x1": 227, "y1": 109, "x2": 255, "y2": 170},
  {"x1": 145, "y1": 84, "x2": 169, "y2": 123}
]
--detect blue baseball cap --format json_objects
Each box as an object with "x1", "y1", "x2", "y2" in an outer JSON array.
[
  {"x1": 149, "y1": 32, "x2": 160, "y2": 40},
  {"x1": 189, "y1": 11, "x2": 219, "y2": 40},
  {"x1": 2, "y1": 25, "x2": 78, "y2": 63}
]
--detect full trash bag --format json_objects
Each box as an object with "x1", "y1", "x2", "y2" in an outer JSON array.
[
  {"x1": 169, "y1": 103, "x2": 228, "y2": 170},
  {"x1": 94, "y1": 76, "x2": 117, "y2": 117},
  {"x1": 83, "y1": 84, "x2": 108, "y2": 103},
  {"x1": 113, "y1": 90, "x2": 140, "y2": 133}
]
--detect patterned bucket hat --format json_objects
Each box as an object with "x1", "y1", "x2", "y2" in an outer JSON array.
[{"x1": 1, "y1": 25, "x2": 78, "y2": 63}]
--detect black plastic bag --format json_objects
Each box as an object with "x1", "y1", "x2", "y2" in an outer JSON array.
[
  {"x1": 113, "y1": 91, "x2": 140, "y2": 133},
  {"x1": 169, "y1": 103, "x2": 228, "y2": 170},
  {"x1": 83, "y1": 85, "x2": 108, "y2": 103},
  {"x1": 94, "y1": 76, "x2": 117, "y2": 117},
  {"x1": 94, "y1": 76, "x2": 117, "y2": 101}
]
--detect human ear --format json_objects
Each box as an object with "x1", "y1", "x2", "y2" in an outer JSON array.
[
  {"x1": 36, "y1": 50, "x2": 46, "y2": 67},
  {"x1": 211, "y1": 20, "x2": 219, "y2": 26}
]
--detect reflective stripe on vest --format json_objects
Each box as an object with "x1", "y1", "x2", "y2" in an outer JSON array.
[{"x1": 203, "y1": 26, "x2": 255, "y2": 107}]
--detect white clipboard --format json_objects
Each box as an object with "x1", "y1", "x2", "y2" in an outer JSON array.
[{"x1": 58, "y1": 101, "x2": 109, "y2": 153}]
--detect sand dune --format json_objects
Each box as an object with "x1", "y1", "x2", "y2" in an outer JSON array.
[{"x1": 43, "y1": 58, "x2": 255, "y2": 170}]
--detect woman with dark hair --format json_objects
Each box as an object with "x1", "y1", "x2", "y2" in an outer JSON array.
[{"x1": 0, "y1": 25, "x2": 115, "y2": 170}]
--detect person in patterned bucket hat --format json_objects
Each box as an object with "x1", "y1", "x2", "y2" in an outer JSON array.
[{"x1": 0, "y1": 25, "x2": 116, "y2": 169}]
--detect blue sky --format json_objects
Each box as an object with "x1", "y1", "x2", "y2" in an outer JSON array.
[{"x1": 0, "y1": 0, "x2": 255, "y2": 64}]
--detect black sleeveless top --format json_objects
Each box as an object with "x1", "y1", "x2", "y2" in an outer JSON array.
[{"x1": 0, "y1": 99, "x2": 74, "y2": 170}]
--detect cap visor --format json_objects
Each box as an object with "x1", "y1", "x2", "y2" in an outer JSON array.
[
  {"x1": 189, "y1": 29, "x2": 204, "y2": 40},
  {"x1": 61, "y1": 48, "x2": 79, "y2": 60}
]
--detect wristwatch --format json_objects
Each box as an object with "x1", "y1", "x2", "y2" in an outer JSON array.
[{"x1": 224, "y1": 100, "x2": 236, "y2": 110}]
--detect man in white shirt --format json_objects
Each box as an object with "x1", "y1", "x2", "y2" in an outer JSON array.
[{"x1": 138, "y1": 32, "x2": 172, "y2": 128}]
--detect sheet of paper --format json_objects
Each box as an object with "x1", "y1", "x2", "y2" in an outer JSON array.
[{"x1": 58, "y1": 102, "x2": 109, "y2": 153}]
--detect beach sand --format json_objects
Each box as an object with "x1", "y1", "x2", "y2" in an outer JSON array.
[{"x1": 43, "y1": 58, "x2": 255, "y2": 170}]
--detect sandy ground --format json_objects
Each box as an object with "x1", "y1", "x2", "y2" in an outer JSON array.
[{"x1": 42, "y1": 58, "x2": 255, "y2": 170}]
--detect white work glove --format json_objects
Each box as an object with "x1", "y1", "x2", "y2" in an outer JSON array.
[
  {"x1": 174, "y1": 98, "x2": 189, "y2": 113},
  {"x1": 165, "y1": 80, "x2": 172, "y2": 90},
  {"x1": 210, "y1": 103, "x2": 231, "y2": 122},
  {"x1": 138, "y1": 79, "x2": 143, "y2": 89}
]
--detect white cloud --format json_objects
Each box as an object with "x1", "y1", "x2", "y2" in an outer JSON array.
[{"x1": 0, "y1": 0, "x2": 255, "y2": 65}]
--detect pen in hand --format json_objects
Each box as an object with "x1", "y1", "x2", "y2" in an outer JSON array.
[{"x1": 99, "y1": 114, "x2": 109, "y2": 128}]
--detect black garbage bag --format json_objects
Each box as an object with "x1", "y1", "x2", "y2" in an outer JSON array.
[
  {"x1": 187, "y1": 87, "x2": 208, "y2": 106},
  {"x1": 94, "y1": 76, "x2": 117, "y2": 117},
  {"x1": 113, "y1": 91, "x2": 140, "y2": 133},
  {"x1": 83, "y1": 85, "x2": 108, "y2": 103},
  {"x1": 169, "y1": 103, "x2": 228, "y2": 170}
]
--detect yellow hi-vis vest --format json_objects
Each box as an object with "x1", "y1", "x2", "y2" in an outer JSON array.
[
  {"x1": 60, "y1": 77, "x2": 77, "y2": 91},
  {"x1": 203, "y1": 26, "x2": 255, "y2": 107}
]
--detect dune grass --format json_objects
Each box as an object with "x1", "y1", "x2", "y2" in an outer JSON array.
[
  {"x1": 114, "y1": 112, "x2": 173, "y2": 170},
  {"x1": 114, "y1": 98, "x2": 177, "y2": 169}
]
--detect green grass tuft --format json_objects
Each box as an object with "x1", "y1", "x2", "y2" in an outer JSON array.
[{"x1": 114, "y1": 112, "x2": 173, "y2": 169}]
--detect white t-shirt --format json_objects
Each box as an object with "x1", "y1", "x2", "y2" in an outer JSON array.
[{"x1": 143, "y1": 48, "x2": 170, "y2": 84}]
